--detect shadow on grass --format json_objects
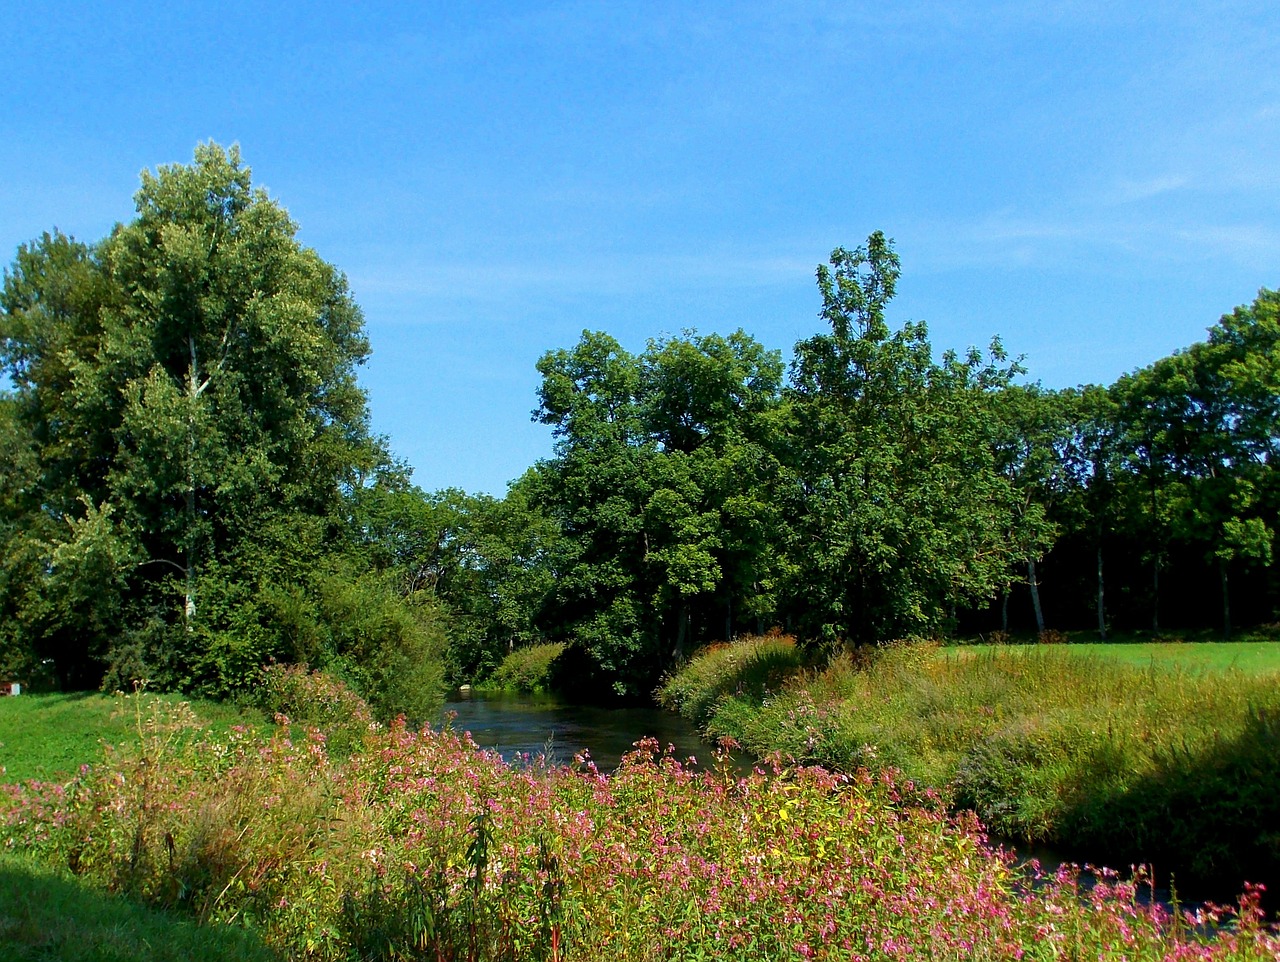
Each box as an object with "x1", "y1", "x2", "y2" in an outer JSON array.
[
  {"x1": 1059, "y1": 707, "x2": 1280, "y2": 908},
  {"x1": 0, "y1": 854, "x2": 277, "y2": 962}
]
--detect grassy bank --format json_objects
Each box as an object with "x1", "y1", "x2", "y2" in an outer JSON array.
[
  {"x1": 0, "y1": 852, "x2": 277, "y2": 962},
  {"x1": 478, "y1": 642, "x2": 567, "y2": 693},
  {"x1": 4, "y1": 672, "x2": 1276, "y2": 960},
  {"x1": 659, "y1": 636, "x2": 1280, "y2": 899},
  {"x1": 0, "y1": 691, "x2": 258, "y2": 783}
]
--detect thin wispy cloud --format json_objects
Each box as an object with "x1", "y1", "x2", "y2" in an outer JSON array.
[
  {"x1": 1109, "y1": 174, "x2": 1191, "y2": 204},
  {"x1": 1172, "y1": 224, "x2": 1280, "y2": 266},
  {"x1": 902, "y1": 204, "x2": 1280, "y2": 276},
  {"x1": 348, "y1": 245, "x2": 822, "y2": 306}
]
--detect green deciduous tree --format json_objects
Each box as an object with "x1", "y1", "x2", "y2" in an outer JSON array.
[
  {"x1": 780, "y1": 233, "x2": 1027, "y2": 646},
  {"x1": 988, "y1": 384, "x2": 1083, "y2": 635},
  {"x1": 347, "y1": 477, "x2": 564, "y2": 683},
  {"x1": 0, "y1": 144, "x2": 445, "y2": 708},
  {"x1": 1062, "y1": 384, "x2": 1125, "y2": 639},
  {"x1": 1114, "y1": 290, "x2": 1278, "y2": 636},
  {"x1": 532, "y1": 329, "x2": 784, "y2": 695}
]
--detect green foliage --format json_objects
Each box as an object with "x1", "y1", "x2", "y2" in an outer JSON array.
[
  {"x1": 253, "y1": 664, "x2": 375, "y2": 756},
  {"x1": 533, "y1": 328, "x2": 785, "y2": 695},
  {"x1": 655, "y1": 633, "x2": 805, "y2": 726},
  {"x1": 783, "y1": 234, "x2": 1027, "y2": 645},
  {"x1": 521, "y1": 238, "x2": 1279, "y2": 690},
  {"x1": 5, "y1": 164, "x2": 1276, "y2": 710},
  {"x1": 344, "y1": 478, "x2": 564, "y2": 686},
  {"x1": 483, "y1": 642, "x2": 567, "y2": 693},
  {"x1": 0, "y1": 143, "x2": 446, "y2": 714},
  {"x1": 312, "y1": 569, "x2": 448, "y2": 724},
  {"x1": 1111, "y1": 289, "x2": 1279, "y2": 635},
  {"x1": 663, "y1": 639, "x2": 1280, "y2": 896}
]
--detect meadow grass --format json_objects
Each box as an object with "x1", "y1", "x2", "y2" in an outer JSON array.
[
  {"x1": 5, "y1": 672, "x2": 1276, "y2": 960},
  {"x1": 0, "y1": 690, "x2": 258, "y2": 783},
  {"x1": 655, "y1": 632, "x2": 807, "y2": 723},
  {"x1": 952, "y1": 638, "x2": 1280, "y2": 675},
  {"x1": 661, "y1": 637, "x2": 1280, "y2": 900},
  {"x1": 0, "y1": 851, "x2": 277, "y2": 962}
]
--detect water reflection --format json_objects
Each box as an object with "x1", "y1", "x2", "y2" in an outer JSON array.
[{"x1": 440, "y1": 689, "x2": 748, "y2": 774}]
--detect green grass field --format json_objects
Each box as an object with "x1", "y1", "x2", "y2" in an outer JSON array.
[
  {"x1": 0, "y1": 853, "x2": 277, "y2": 962},
  {"x1": 947, "y1": 640, "x2": 1280, "y2": 675},
  {"x1": 0, "y1": 694, "x2": 274, "y2": 961},
  {"x1": 0, "y1": 692, "x2": 258, "y2": 783}
]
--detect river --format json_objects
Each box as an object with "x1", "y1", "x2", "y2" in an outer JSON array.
[{"x1": 441, "y1": 688, "x2": 737, "y2": 772}]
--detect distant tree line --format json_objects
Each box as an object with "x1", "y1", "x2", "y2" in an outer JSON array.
[
  {"x1": 415, "y1": 235, "x2": 1278, "y2": 697},
  {"x1": 2, "y1": 144, "x2": 1276, "y2": 704}
]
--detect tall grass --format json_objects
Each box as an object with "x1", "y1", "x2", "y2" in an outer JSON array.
[
  {"x1": 656, "y1": 632, "x2": 806, "y2": 724},
  {"x1": 0, "y1": 689, "x2": 259, "y2": 783},
  {"x1": 0, "y1": 852, "x2": 277, "y2": 962},
  {"x1": 5, "y1": 672, "x2": 1276, "y2": 959},
  {"x1": 482, "y1": 642, "x2": 568, "y2": 693},
  {"x1": 660, "y1": 640, "x2": 1280, "y2": 898}
]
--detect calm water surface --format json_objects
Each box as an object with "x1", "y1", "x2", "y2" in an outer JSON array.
[{"x1": 439, "y1": 689, "x2": 744, "y2": 773}]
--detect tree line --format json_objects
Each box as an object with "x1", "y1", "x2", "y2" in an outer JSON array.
[{"x1": 1, "y1": 145, "x2": 1276, "y2": 707}]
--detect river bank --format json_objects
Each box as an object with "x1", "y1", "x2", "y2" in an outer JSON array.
[
  {"x1": 4, "y1": 672, "x2": 1276, "y2": 960},
  {"x1": 658, "y1": 635, "x2": 1280, "y2": 905},
  {"x1": 441, "y1": 687, "x2": 734, "y2": 771}
]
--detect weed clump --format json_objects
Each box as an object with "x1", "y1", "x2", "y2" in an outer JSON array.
[{"x1": 254, "y1": 664, "x2": 375, "y2": 756}]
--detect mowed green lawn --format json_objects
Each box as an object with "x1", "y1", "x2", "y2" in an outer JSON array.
[
  {"x1": 947, "y1": 640, "x2": 1280, "y2": 675},
  {"x1": 0, "y1": 692, "x2": 258, "y2": 784}
]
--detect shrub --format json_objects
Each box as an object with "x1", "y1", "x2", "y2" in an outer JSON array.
[
  {"x1": 314, "y1": 571, "x2": 448, "y2": 724},
  {"x1": 657, "y1": 633, "x2": 805, "y2": 725},
  {"x1": 483, "y1": 642, "x2": 567, "y2": 692},
  {"x1": 254, "y1": 664, "x2": 374, "y2": 756}
]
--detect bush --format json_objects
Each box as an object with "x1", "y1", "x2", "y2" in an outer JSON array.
[
  {"x1": 483, "y1": 642, "x2": 566, "y2": 692},
  {"x1": 656, "y1": 633, "x2": 805, "y2": 725},
  {"x1": 254, "y1": 664, "x2": 374, "y2": 757},
  {"x1": 313, "y1": 570, "x2": 448, "y2": 724},
  {"x1": 116, "y1": 562, "x2": 451, "y2": 722}
]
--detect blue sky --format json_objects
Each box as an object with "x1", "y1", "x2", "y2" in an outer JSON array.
[{"x1": 3, "y1": 2, "x2": 1278, "y2": 494}]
